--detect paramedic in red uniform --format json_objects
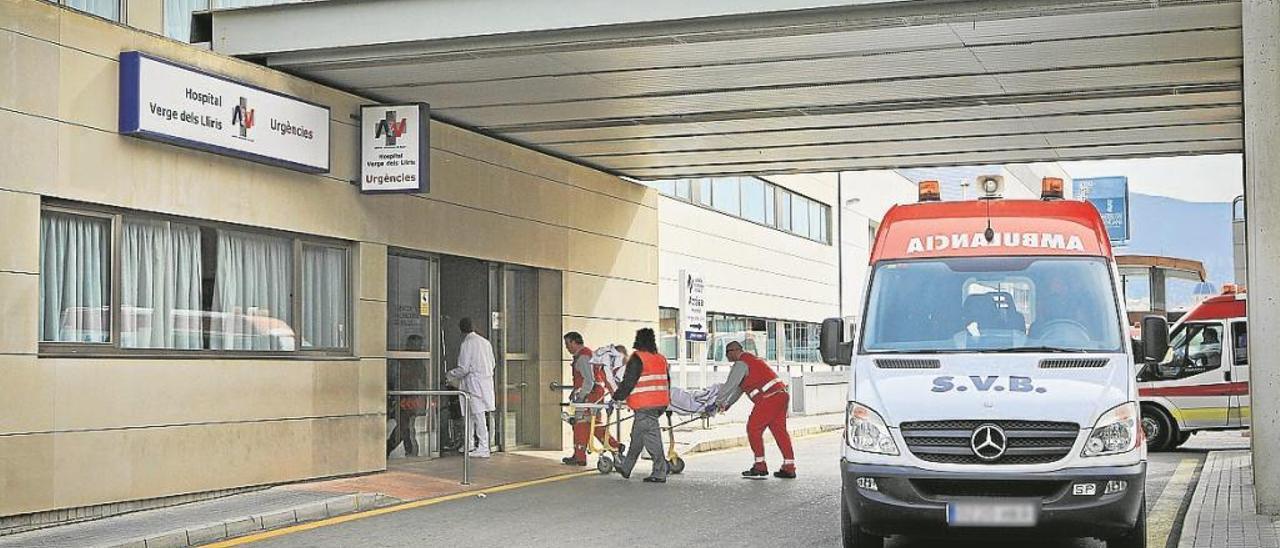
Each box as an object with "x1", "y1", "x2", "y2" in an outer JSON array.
[
  {"x1": 612, "y1": 328, "x2": 671, "y2": 483},
  {"x1": 562, "y1": 332, "x2": 621, "y2": 465},
  {"x1": 716, "y1": 341, "x2": 796, "y2": 478}
]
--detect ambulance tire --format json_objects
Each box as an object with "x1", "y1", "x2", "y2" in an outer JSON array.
[
  {"x1": 1141, "y1": 405, "x2": 1176, "y2": 452},
  {"x1": 1106, "y1": 496, "x2": 1147, "y2": 548},
  {"x1": 668, "y1": 457, "x2": 685, "y2": 474},
  {"x1": 841, "y1": 486, "x2": 884, "y2": 548}
]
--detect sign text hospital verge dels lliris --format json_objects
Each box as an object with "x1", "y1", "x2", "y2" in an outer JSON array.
[
  {"x1": 1072, "y1": 176, "x2": 1130, "y2": 243},
  {"x1": 360, "y1": 103, "x2": 430, "y2": 193},
  {"x1": 118, "y1": 51, "x2": 331, "y2": 174}
]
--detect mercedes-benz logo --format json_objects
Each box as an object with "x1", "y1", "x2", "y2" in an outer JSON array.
[{"x1": 971, "y1": 424, "x2": 1008, "y2": 461}]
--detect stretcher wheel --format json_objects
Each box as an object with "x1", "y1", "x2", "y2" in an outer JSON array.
[
  {"x1": 597, "y1": 455, "x2": 614, "y2": 474},
  {"x1": 668, "y1": 457, "x2": 685, "y2": 475}
]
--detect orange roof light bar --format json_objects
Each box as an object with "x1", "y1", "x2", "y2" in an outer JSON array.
[
  {"x1": 1042, "y1": 177, "x2": 1065, "y2": 200},
  {"x1": 918, "y1": 180, "x2": 941, "y2": 202}
]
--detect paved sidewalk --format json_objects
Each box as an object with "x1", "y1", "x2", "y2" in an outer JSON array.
[
  {"x1": 1179, "y1": 450, "x2": 1280, "y2": 548},
  {"x1": 0, "y1": 412, "x2": 843, "y2": 548}
]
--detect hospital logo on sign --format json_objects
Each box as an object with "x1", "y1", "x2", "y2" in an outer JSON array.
[
  {"x1": 375, "y1": 110, "x2": 408, "y2": 146},
  {"x1": 907, "y1": 232, "x2": 1086, "y2": 254},
  {"x1": 230, "y1": 96, "x2": 255, "y2": 140}
]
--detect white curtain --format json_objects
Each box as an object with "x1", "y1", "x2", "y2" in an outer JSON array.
[
  {"x1": 65, "y1": 0, "x2": 121, "y2": 20},
  {"x1": 164, "y1": 0, "x2": 208, "y2": 41},
  {"x1": 121, "y1": 218, "x2": 203, "y2": 349},
  {"x1": 212, "y1": 229, "x2": 294, "y2": 351},
  {"x1": 301, "y1": 245, "x2": 348, "y2": 349},
  {"x1": 39, "y1": 213, "x2": 110, "y2": 343}
]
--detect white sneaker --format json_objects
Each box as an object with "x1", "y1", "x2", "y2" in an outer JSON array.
[{"x1": 467, "y1": 450, "x2": 491, "y2": 459}]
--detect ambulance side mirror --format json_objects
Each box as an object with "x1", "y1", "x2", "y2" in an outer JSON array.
[
  {"x1": 1141, "y1": 316, "x2": 1170, "y2": 363},
  {"x1": 821, "y1": 318, "x2": 854, "y2": 366}
]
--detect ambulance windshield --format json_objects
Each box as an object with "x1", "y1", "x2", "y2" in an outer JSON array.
[{"x1": 861, "y1": 256, "x2": 1123, "y2": 354}]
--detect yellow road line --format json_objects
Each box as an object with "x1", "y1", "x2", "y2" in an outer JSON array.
[
  {"x1": 210, "y1": 428, "x2": 841, "y2": 546},
  {"x1": 1148, "y1": 458, "x2": 1199, "y2": 548},
  {"x1": 204, "y1": 470, "x2": 596, "y2": 547}
]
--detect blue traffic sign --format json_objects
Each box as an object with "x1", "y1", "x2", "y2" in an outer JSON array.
[{"x1": 1072, "y1": 176, "x2": 1129, "y2": 243}]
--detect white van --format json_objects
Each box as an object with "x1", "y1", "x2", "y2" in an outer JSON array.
[
  {"x1": 1138, "y1": 288, "x2": 1249, "y2": 451},
  {"x1": 821, "y1": 179, "x2": 1148, "y2": 548}
]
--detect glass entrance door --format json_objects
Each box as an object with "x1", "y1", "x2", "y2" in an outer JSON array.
[
  {"x1": 498, "y1": 266, "x2": 539, "y2": 449},
  {"x1": 386, "y1": 253, "x2": 439, "y2": 459}
]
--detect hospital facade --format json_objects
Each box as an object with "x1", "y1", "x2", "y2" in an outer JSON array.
[{"x1": 1, "y1": 0, "x2": 1065, "y2": 527}]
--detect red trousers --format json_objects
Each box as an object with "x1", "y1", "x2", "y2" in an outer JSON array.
[
  {"x1": 573, "y1": 411, "x2": 619, "y2": 459},
  {"x1": 747, "y1": 392, "x2": 795, "y2": 469}
]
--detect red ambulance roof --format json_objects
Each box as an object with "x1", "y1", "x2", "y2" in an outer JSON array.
[
  {"x1": 1182, "y1": 290, "x2": 1246, "y2": 322},
  {"x1": 871, "y1": 199, "x2": 1113, "y2": 263}
]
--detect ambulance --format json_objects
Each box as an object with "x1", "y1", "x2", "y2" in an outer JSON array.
[
  {"x1": 1137, "y1": 287, "x2": 1249, "y2": 451},
  {"x1": 821, "y1": 177, "x2": 1148, "y2": 548}
]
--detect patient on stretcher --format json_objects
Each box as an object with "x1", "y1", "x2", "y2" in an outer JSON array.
[{"x1": 668, "y1": 383, "x2": 723, "y2": 416}]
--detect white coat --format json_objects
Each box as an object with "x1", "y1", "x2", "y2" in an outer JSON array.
[{"x1": 448, "y1": 332, "x2": 497, "y2": 414}]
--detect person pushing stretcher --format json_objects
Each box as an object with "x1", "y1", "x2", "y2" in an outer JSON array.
[{"x1": 713, "y1": 341, "x2": 797, "y2": 479}]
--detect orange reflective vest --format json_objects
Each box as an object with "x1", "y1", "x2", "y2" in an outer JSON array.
[
  {"x1": 626, "y1": 351, "x2": 671, "y2": 410},
  {"x1": 738, "y1": 352, "x2": 786, "y2": 403}
]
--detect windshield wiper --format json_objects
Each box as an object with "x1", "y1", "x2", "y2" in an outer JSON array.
[{"x1": 998, "y1": 346, "x2": 1093, "y2": 353}]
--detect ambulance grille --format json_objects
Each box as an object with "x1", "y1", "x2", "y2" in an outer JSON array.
[
  {"x1": 874, "y1": 359, "x2": 941, "y2": 369},
  {"x1": 1039, "y1": 358, "x2": 1110, "y2": 369},
  {"x1": 899, "y1": 420, "x2": 1079, "y2": 465}
]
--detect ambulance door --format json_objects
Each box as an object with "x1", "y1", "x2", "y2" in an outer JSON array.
[
  {"x1": 1229, "y1": 321, "x2": 1249, "y2": 428},
  {"x1": 1154, "y1": 322, "x2": 1230, "y2": 429}
]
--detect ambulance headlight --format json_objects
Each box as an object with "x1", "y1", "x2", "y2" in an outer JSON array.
[
  {"x1": 1082, "y1": 402, "x2": 1139, "y2": 457},
  {"x1": 847, "y1": 402, "x2": 899, "y2": 455}
]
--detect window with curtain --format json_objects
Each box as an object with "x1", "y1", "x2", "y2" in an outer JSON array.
[
  {"x1": 64, "y1": 0, "x2": 120, "y2": 20},
  {"x1": 164, "y1": 0, "x2": 209, "y2": 41},
  {"x1": 301, "y1": 244, "x2": 349, "y2": 349},
  {"x1": 211, "y1": 229, "x2": 295, "y2": 351},
  {"x1": 39, "y1": 212, "x2": 111, "y2": 343},
  {"x1": 121, "y1": 218, "x2": 203, "y2": 349}
]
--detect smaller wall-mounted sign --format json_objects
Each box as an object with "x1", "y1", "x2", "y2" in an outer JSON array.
[
  {"x1": 360, "y1": 103, "x2": 430, "y2": 193},
  {"x1": 680, "y1": 270, "x2": 708, "y2": 342},
  {"x1": 118, "y1": 51, "x2": 331, "y2": 173}
]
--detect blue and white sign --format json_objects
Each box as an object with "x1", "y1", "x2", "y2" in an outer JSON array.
[
  {"x1": 1073, "y1": 176, "x2": 1129, "y2": 243},
  {"x1": 118, "y1": 52, "x2": 331, "y2": 174},
  {"x1": 680, "y1": 270, "x2": 708, "y2": 342}
]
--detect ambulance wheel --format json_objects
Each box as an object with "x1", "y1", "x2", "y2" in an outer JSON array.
[
  {"x1": 597, "y1": 456, "x2": 614, "y2": 474},
  {"x1": 668, "y1": 457, "x2": 685, "y2": 475},
  {"x1": 841, "y1": 486, "x2": 883, "y2": 548},
  {"x1": 1141, "y1": 404, "x2": 1175, "y2": 452}
]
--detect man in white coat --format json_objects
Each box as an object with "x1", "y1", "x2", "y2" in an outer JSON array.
[{"x1": 447, "y1": 317, "x2": 497, "y2": 458}]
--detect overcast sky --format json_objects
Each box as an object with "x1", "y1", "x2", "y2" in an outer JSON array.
[{"x1": 1059, "y1": 154, "x2": 1243, "y2": 203}]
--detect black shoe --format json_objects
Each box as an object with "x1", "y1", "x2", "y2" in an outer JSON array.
[
  {"x1": 742, "y1": 467, "x2": 769, "y2": 478},
  {"x1": 773, "y1": 469, "x2": 797, "y2": 479},
  {"x1": 618, "y1": 467, "x2": 632, "y2": 479},
  {"x1": 561, "y1": 457, "x2": 587, "y2": 466},
  {"x1": 643, "y1": 477, "x2": 667, "y2": 483}
]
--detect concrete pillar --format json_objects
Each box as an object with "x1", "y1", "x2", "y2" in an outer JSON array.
[{"x1": 1243, "y1": 0, "x2": 1280, "y2": 516}]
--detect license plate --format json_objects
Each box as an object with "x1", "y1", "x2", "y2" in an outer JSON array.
[{"x1": 947, "y1": 499, "x2": 1039, "y2": 527}]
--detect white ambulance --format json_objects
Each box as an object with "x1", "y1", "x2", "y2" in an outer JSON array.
[
  {"x1": 821, "y1": 178, "x2": 1148, "y2": 548},
  {"x1": 1137, "y1": 288, "x2": 1249, "y2": 451}
]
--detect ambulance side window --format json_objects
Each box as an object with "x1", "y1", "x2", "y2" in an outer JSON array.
[
  {"x1": 1233, "y1": 322, "x2": 1248, "y2": 366},
  {"x1": 1159, "y1": 323, "x2": 1224, "y2": 379}
]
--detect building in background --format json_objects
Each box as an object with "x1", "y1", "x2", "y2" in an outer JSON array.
[{"x1": 645, "y1": 171, "x2": 918, "y2": 375}]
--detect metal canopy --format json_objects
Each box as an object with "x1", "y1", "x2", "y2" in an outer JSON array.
[{"x1": 207, "y1": 0, "x2": 1244, "y2": 179}]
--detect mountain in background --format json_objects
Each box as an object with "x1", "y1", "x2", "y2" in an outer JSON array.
[{"x1": 1118, "y1": 193, "x2": 1235, "y2": 310}]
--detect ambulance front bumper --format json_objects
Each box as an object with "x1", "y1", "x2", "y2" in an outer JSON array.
[{"x1": 841, "y1": 460, "x2": 1146, "y2": 539}]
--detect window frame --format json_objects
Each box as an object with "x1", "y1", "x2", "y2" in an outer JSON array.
[
  {"x1": 50, "y1": 0, "x2": 124, "y2": 22},
  {"x1": 648, "y1": 178, "x2": 830, "y2": 244},
  {"x1": 38, "y1": 201, "x2": 355, "y2": 359}
]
